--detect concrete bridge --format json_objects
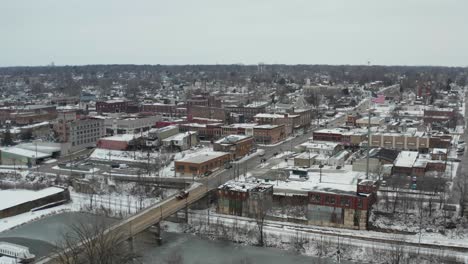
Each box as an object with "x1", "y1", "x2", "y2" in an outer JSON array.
[
  {"x1": 36, "y1": 183, "x2": 210, "y2": 264},
  {"x1": 111, "y1": 174, "x2": 192, "y2": 188}
]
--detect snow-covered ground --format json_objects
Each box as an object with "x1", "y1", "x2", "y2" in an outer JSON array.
[
  {"x1": 173, "y1": 210, "x2": 468, "y2": 264},
  {"x1": 52, "y1": 165, "x2": 99, "y2": 174}
]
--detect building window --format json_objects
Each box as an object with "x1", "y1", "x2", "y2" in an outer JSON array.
[
  {"x1": 189, "y1": 166, "x2": 197, "y2": 171},
  {"x1": 325, "y1": 195, "x2": 336, "y2": 205},
  {"x1": 310, "y1": 194, "x2": 321, "y2": 203},
  {"x1": 340, "y1": 197, "x2": 350, "y2": 207},
  {"x1": 357, "y1": 198, "x2": 363, "y2": 209}
]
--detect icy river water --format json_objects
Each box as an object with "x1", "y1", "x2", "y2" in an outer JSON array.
[{"x1": 0, "y1": 212, "x2": 351, "y2": 264}]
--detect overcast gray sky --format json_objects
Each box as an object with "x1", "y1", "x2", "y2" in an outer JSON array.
[{"x1": 1, "y1": 0, "x2": 467, "y2": 67}]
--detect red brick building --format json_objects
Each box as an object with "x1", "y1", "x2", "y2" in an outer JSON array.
[
  {"x1": 253, "y1": 125, "x2": 286, "y2": 145},
  {"x1": 312, "y1": 129, "x2": 345, "y2": 142},
  {"x1": 213, "y1": 135, "x2": 254, "y2": 160},
  {"x1": 307, "y1": 180, "x2": 377, "y2": 230},
  {"x1": 142, "y1": 103, "x2": 187, "y2": 117},
  {"x1": 96, "y1": 100, "x2": 139, "y2": 114},
  {"x1": 175, "y1": 151, "x2": 230, "y2": 176}
]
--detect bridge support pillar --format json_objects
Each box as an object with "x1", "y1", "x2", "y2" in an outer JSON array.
[
  {"x1": 155, "y1": 222, "x2": 162, "y2": 246},
  {"x1": 184, "y1": 206, "x2": 189, "y2": 223},
  {"x1": 127, "y1": 236, "x2": 135, "y2": 253}
]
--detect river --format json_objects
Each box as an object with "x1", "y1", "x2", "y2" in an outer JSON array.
[{"x1": 0, "y1": 212, "x2": 349, "y2": 263}]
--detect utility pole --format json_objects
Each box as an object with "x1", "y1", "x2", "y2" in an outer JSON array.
[
  {"x1": 35, "y1": 141, "x2": 39, "y2": 175},
  {"x1": 366, "y1": 107, "x2": 372, "y2": 180}
]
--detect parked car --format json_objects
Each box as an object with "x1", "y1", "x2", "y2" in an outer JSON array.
[
  {"x1": 111, "y1": 163, "x2": 119, "y2": 168},
  {"x1": 257, "y1": 149, "x2": 265, "y2": 157},
  {"x1": 224, "y1": 163, "x2": 233, "y2": 169},
  {"x1": 204, "y1": 170, "x2": 213, "y2": 177},
  {"x1": 119, "y1": 163, "x2": 129, "y2": 169},
  {"x1": 176, "y1": 190, "x2": 189, "y2": 200}
]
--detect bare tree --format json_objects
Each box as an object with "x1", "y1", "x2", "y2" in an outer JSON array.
[
  {"x1": 455, "y1": 175, "x2": 466, "y2": 217},
  {"x1": 388, "y1": 241, "x2": 405, "y2": 264},
  {"x1": 252, "y1": 193, "x2": 272, "y2": 247},
  {"x1": 54, "y1": 219, "x2": 137, "y2": 264}
]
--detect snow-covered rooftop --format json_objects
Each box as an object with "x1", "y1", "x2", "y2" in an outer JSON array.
[
  {"x1": 0, "y1": 147, "x2": 51, "y2": 159},
  {"x1": 176, "y1": 151, "x2": 229, "y2": 164},
  {"x1": 0, "y1": 187, "x2": 65, "y2": 211},
  {"x1": 215, "y1": 135, "x2": 250, "y2": 145},
  {"x1": 100, "y1": 133, "x2": 141, "y2": 142},
  {"x1": 269, "y1": 166, "x2": 364, "y2": 195},
  {"x1": 394, "y1": 151, "x2": 418, "y2": 168},
  {"x1": 219, "y1": 180, "x2": 272, "y2": 192}
]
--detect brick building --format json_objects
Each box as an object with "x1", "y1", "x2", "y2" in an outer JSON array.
[
  {"x1": 254, "y1": 113, "x2": 301, "y2": 136},
  {"x1": 142, "y1": 103, "x2": 187, "y2": 117},
  {"x1": 225, "y1": 105, "x2": 267, "y2": 122},
  {"x1": 96, "y1": 100, "x2": 139, "y2": 114},
  {"x1": 213, "y1": 135, "x2": 254, "y2": 160},
  {"x1": 370, "y1": 132, "x2": 430, "y2": 151},
  {"x1": 186, "y1": 94, "x2": 222, "y2": 108},
  {"x1": 217, "y1": 181, "x2": 273, "y2": 217},
  {"x1": 53, "y1": 117, "x2": 105, "y2": 153},
  {"x1": 423, "y1": 108, "x2": 456, "y2": 126},
  {"x1": 253, "y1": 125, "x2": 286, "y2": 145},
  {"x1": 188, "y1": 105, "x2": 228, "y2": 122},
  {"x1": 0, "y1": 105, "x2": 58, "y2": 125},
  {"x1": 179, "y1": 123, "x2": 223, "y2": 141},
  {"x1": 312, "y1": 128, "x2": 346, "y2": 142},
  {"x1": 174, "y1": 151, "x2": 230, "y2": 176},
  {"x1": 97, "y1": 134, "x2": 138, "y2": 151},
  {"x1": 307, "y1": 180, "x2": 377, "y2": 230}
]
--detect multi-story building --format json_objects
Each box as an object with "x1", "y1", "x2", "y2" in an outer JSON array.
[
  {"x1": 0, "y1": 105, "x2": 58, "y2": 125},
  {"x1": 217, "y1": 181, "x2": 273, "y2": 217},
  {"x1": 103, "y1": 114, "x2": 160, "y2": 135},
  {"x1": 141, "y1": 103, "x2": 187, "y2": 117},
  {"x1": 291, "y1": 108, "x2": 313, "y2": 129},
  {"x1": 146, "y1": 125, "x2": 179, "y2": 146},
  {"x1": 213, "y1": 135, "x2": 254, "y2": 160},
  {"x1": 188, "y1": 105, "x2": 228, "y2": 122},
  {"x1": 393, "y1": 151, "x2": 446, "y2": 177},
  {"x1": 162, "y1": 131, "x2": 198, "y2": 151},
  {"x1": 423, "y1": 108, "x2": 456, "y2": 126},
  {"x1": 221, "y1": 123, "x2": 257, "y2": 137},
  {"x1": 253, "y1": 124, "x2": 286, "y2": 145},
  {"x1": 225, "y1": 104, "x2": 267, "y2": 122},
  {"x1": 254, "y1": 113, "x2": 301, "y2": 136},
  {"x1": 370, "y1": 131, "x2": 430, "y2": 151},
  {"x1": 307, "y1": 179, "x2": 377, "y2": 230},
  {"x1": 312, "y1": 128, "x2": 347, "y2": 142},
  {"x1": 341, "y1": 131, "x2": 367, "y2": 147},
  {"x1": 53, "y1": 117, "x2": 105, "y2": 153},
  {"x1": 96, "y1": 100, "x2": 139, "y2": 114},
  {"x1": 355, "y1": 116, "x2": 385, "y2": 128},
  {"x1": 179, "y1": 123, "x2": 223, "y2": 141},
  {"x1": 186, "y1": 94, "x2": 222, "y2": 109}
]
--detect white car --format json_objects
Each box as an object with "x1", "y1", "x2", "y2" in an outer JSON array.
[{"x1": 119, "y1": 164, "x2": 129, "y2": 169}]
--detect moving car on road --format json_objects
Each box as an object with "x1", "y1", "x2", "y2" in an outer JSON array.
[{"x1": 176, "y1": 190, "x2": 189, "y2": 200}]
